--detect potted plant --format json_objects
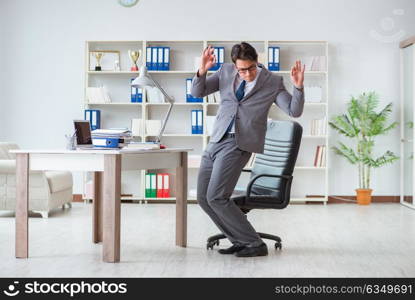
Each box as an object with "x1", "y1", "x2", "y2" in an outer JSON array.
[{"x1": 329, "y1": 92, "x2": 399, "y2": 205}]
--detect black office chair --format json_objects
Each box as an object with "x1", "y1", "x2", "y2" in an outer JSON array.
[{"x1": 207, "y1": 120, "x2": 303, "y2": 250}]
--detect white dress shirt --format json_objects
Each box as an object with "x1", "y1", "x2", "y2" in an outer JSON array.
[{"x1": 229, "y1": 66, "x2": 262, "y2": 133}]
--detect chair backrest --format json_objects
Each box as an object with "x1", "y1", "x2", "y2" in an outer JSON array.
[
  {"x1": 0, "y1": 143, "x2": 20, "y2": 160},
  {"x1": 249, "y1": 120, "x2": 303, "y2": 201}
]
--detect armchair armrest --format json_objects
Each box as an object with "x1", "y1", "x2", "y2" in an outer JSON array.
[
  {"x1": 246, "y1": 173, "x2": 293, "y2": 199},
  {"x1": 0, "y1": 159, "x2": 42, "y2": 176},
  {"x1": 0, "y1": 160, "x2": 16, "y2": 174}
]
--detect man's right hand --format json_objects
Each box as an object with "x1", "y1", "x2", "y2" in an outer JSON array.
[{"x1": 198, "y1": 45, "x2": 216, "y2": 76}]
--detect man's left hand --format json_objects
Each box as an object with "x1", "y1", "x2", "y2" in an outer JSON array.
[{"x1": 290, "y1": 60, "x2": 305, "y2": 89}]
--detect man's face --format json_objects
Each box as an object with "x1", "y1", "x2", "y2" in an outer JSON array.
[{"x1": 235, "y1": 59, "x2": 258, "y2": 82}]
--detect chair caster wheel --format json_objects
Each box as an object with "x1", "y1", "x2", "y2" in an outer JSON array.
[
  {"x1": 206, "y1": 239, "x2": 220, "y2": 250},
  {"x1": 207, "y1": 240, "x2": 219, "y2": 250},
  {"x1": 275, "y1": 242, "x2": 282, "y2": 250}
]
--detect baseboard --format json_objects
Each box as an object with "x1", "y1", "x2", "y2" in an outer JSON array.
[
  {"x1": 328, "y1": 195, "x2": 400, "y2": 204},
  {"x1": 73, "y1": 194, "x2": 400, "y2": 204},
  {"x1": 72, "y1": 194, "x2": 198, "y2": 204},
  {"x1": 72, "y1": 194, "x2": 83, "y2": 202}
]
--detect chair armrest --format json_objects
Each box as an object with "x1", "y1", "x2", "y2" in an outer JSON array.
[
  {"x1": 0, "y1": 160, "x2": 16, "y2": 174},
  {"x1": 246, "y1": 173, "x2": 293, "y2": 198}
]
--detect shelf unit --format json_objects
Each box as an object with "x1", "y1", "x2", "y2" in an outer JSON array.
[
  {"x1": 84, "y1": 40, "x2": 329, "y2": 204},
  {"x1": 400, "y1": 36, "x2": 415, "y2": 209}
]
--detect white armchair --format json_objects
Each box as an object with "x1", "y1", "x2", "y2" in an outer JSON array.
[{"x1": 0, "y1": 142, "x2": 73, "y2": 218}]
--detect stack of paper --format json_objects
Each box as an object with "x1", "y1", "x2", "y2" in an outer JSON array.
[
  {"x1": 92, "y1": 128, "x2": 132, "y2": 147},
  {"x1": 207, "y1": 91, "x2": 221, "y2": 103},
  {"x1": 310, "y1": 117, "x2": 327, "y2": 136},
  {"x1": 86, "y1": 86, "x2": 112, "y2": 104},
  {"x1": 146, "y1": 87, "x2": 165, "y2": 103},
  {"x1": 305, "y1": 56, "x2": 326, "y2": 71},
  {"x1": 124, "y1": 142, "x2": 160, "y2": 150},
  {"x1": 305, "y1": 86, "x2": 323, "y2": 102}
]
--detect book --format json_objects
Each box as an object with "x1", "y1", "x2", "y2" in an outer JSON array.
[{"x1": 86, "y1": 86, "x2": 112, "y2": 103}]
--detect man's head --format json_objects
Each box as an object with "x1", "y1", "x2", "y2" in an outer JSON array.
[{"x1": 231, "y1": 42, "x2": 258, "y2": 82}]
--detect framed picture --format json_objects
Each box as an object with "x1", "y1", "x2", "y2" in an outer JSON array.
[{"x1": 89, "y1": 50, "x2": 121, "y2": 71}]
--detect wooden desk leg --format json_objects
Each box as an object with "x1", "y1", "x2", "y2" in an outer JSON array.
[
  {"x1": 103, "y1": 154, "x2": 121, "y2": 263},
  {"x1": 175, "y1": 152, "x2": 187, "y2": 247},
  {"x1": 16, "y1": 153, "x2": 29, "y2": 258},
  {"x1": 93, "y1": 172, "x2": 103, "y2": 243}
]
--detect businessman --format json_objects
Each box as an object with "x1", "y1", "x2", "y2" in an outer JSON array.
[{"x1": 191, "y1": 42, "x2": 305, "y2": 257}]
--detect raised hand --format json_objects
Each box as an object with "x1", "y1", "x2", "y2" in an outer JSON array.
[
  {"x1": 290, "y1": 60, "x2": 305, "y2": 88},
  {"x1": 198, "y1": 45, "x2": 216, "y2": 75}
]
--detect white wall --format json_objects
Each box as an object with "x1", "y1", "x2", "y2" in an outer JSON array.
[
  {"x1": 1, "y1": 0, "x2": 414, "y2": 195},
  {"x1": 0, "y1": 0, "x2": 5, "y2": 140}
]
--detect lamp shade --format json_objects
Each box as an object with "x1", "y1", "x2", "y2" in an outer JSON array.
[{"x1": 131, "y1": 66, "x2": 155, "y2": 88}]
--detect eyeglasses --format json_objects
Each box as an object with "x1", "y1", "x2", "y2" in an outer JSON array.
[{"x1": 236, "y1": 64, "x2": 257, "y2": 74}]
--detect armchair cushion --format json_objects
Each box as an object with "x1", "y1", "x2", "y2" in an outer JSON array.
[
  {"x1": 0, "y1": 160, "x2": 16, "y2": 173},
  {"x1": 44, "y1": 171, "x2": 73, "y2": 193},
  {"x1": 0, "y1": 143, "x2": 19, "y2": 159}
]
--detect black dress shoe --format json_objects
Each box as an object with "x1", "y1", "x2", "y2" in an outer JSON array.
[
  {"x1": 235, "y1": 243, "x2": 268, "y2": 257},
  {"x1": 218, "y1": 244, "x2": 245, "y2": 255}
]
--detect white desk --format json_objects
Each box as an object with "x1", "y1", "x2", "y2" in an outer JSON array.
[{"x1": 10, "y1": 148, "x2": 192, "y2": 263}]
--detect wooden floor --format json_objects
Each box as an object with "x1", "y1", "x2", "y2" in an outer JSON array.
[{"x1": 0, "y1": 202, "x2": 414, "y2": 277}]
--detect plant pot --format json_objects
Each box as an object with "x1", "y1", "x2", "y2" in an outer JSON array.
[{"x1": 355, "y1": 188, "x2": 373, "y2": 205}]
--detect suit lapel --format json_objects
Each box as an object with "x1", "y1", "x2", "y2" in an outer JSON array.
[
  {"x1": 240, "y1": 64, "x2": 270, "y2": 102},
  {"x1": 230, "y1": 67, "x2": 238, "y2": 102}
]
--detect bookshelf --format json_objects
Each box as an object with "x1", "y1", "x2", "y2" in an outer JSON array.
[
  {"x1": 84, "y1": 40, "x2": 329, "y2": 204},
  {"x1": 400, "y1": 37, "x2": 415, "y2": 209}
]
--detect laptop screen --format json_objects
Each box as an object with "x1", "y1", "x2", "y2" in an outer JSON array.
[{"x1": 74, "y1": 120, "x2": 92, "y2": 145}]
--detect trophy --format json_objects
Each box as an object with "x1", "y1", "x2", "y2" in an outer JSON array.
[
  {"x1": 93, "y1": 52, "x2": 104, "y2": 71},
  {"x1": 128, "y1": 50, "x2": 140, "y2": 71}
]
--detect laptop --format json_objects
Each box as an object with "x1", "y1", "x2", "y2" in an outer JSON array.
[{"x1": 73, "y1": 120, "x2": 114, "y2": 150}]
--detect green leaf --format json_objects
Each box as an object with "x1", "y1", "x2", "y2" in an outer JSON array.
[
  {"x1": 362, "y1": 151, "x2": 399, "y2": 167},
  {"x1": 331, "y1": 142, "x2": 359, "y2": 164},
  {"x1": 329, "y1": 114, "x2": 358, "y2": 137}
]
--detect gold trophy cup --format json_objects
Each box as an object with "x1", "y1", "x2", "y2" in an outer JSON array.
[
  {"x1": 129, "y1": 50, "x2": 140, "y2": 71},
  {"x1": 93, "y1": 52, "x2": 104, "y2": 71}
]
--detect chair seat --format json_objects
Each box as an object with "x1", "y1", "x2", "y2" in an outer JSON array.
[{"x1": 231, "y1": 193, "x2": 286, "y2": 210}]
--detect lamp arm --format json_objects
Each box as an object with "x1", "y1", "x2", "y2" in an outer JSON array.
[
  {"x1": 156, "y1": 101, "x2": 174, "y2": 143},
  {"x1": 149, "y1": 75, "x2": 174, "y2": 103},
  {"x1": 147, "y1": 74, "x2": 175, "y2": 144}
]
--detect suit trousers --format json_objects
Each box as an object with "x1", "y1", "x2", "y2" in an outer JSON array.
[{"x1": 197, "y1": 133, "x2": 263, "y2": 247}]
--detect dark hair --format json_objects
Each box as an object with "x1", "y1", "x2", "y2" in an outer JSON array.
[{"x1": 231, "y1": 42, "x2": 258, "y2": 63}]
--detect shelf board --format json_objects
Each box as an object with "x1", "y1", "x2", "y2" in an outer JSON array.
[
  {"x1": 268, "y1": 41, "x2": 327, "y2": 44},
  {"x1": 87, "y1": 102, "x2": 205, "y2": 106},
  {"x1": 304, "y1": 102, "x2": 326, "y2": 106},
  {"x1": 272, "y1": 71, "x2": 327, "y2": 75},
  {"x1": 160, "y1": 134, "x2": 204, "y2": 137},
  {"x1": 121, "y1": 196, "x2": 198, "y2": 201},
  {"x1": 303, "y1": 135, "x2": 327, "y2": 138},
  {"x1": 147, "y1": 103, "x2": 203, "y2": 106},
  {"x1": 148, "y1": 70, "x2": 197, "y2": 74},
  {"x1": 86, "y1": 102, "x2": 142, "y2": 106},
  {"x1": 295, "y1": 166, "x2": 326, "y2": 170},
  {"x1": 291, "y1": 197, "x2": 327, "y2": 202},
  {"x1": 244, "y1": 166, "x2": 326, "y2": 170},
  {"x1": 143, "y1": 197, "x2": 197, "y2": 201},
  {"x1": 87, "y1": 71, "x2": 139, "y2": 75}
]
